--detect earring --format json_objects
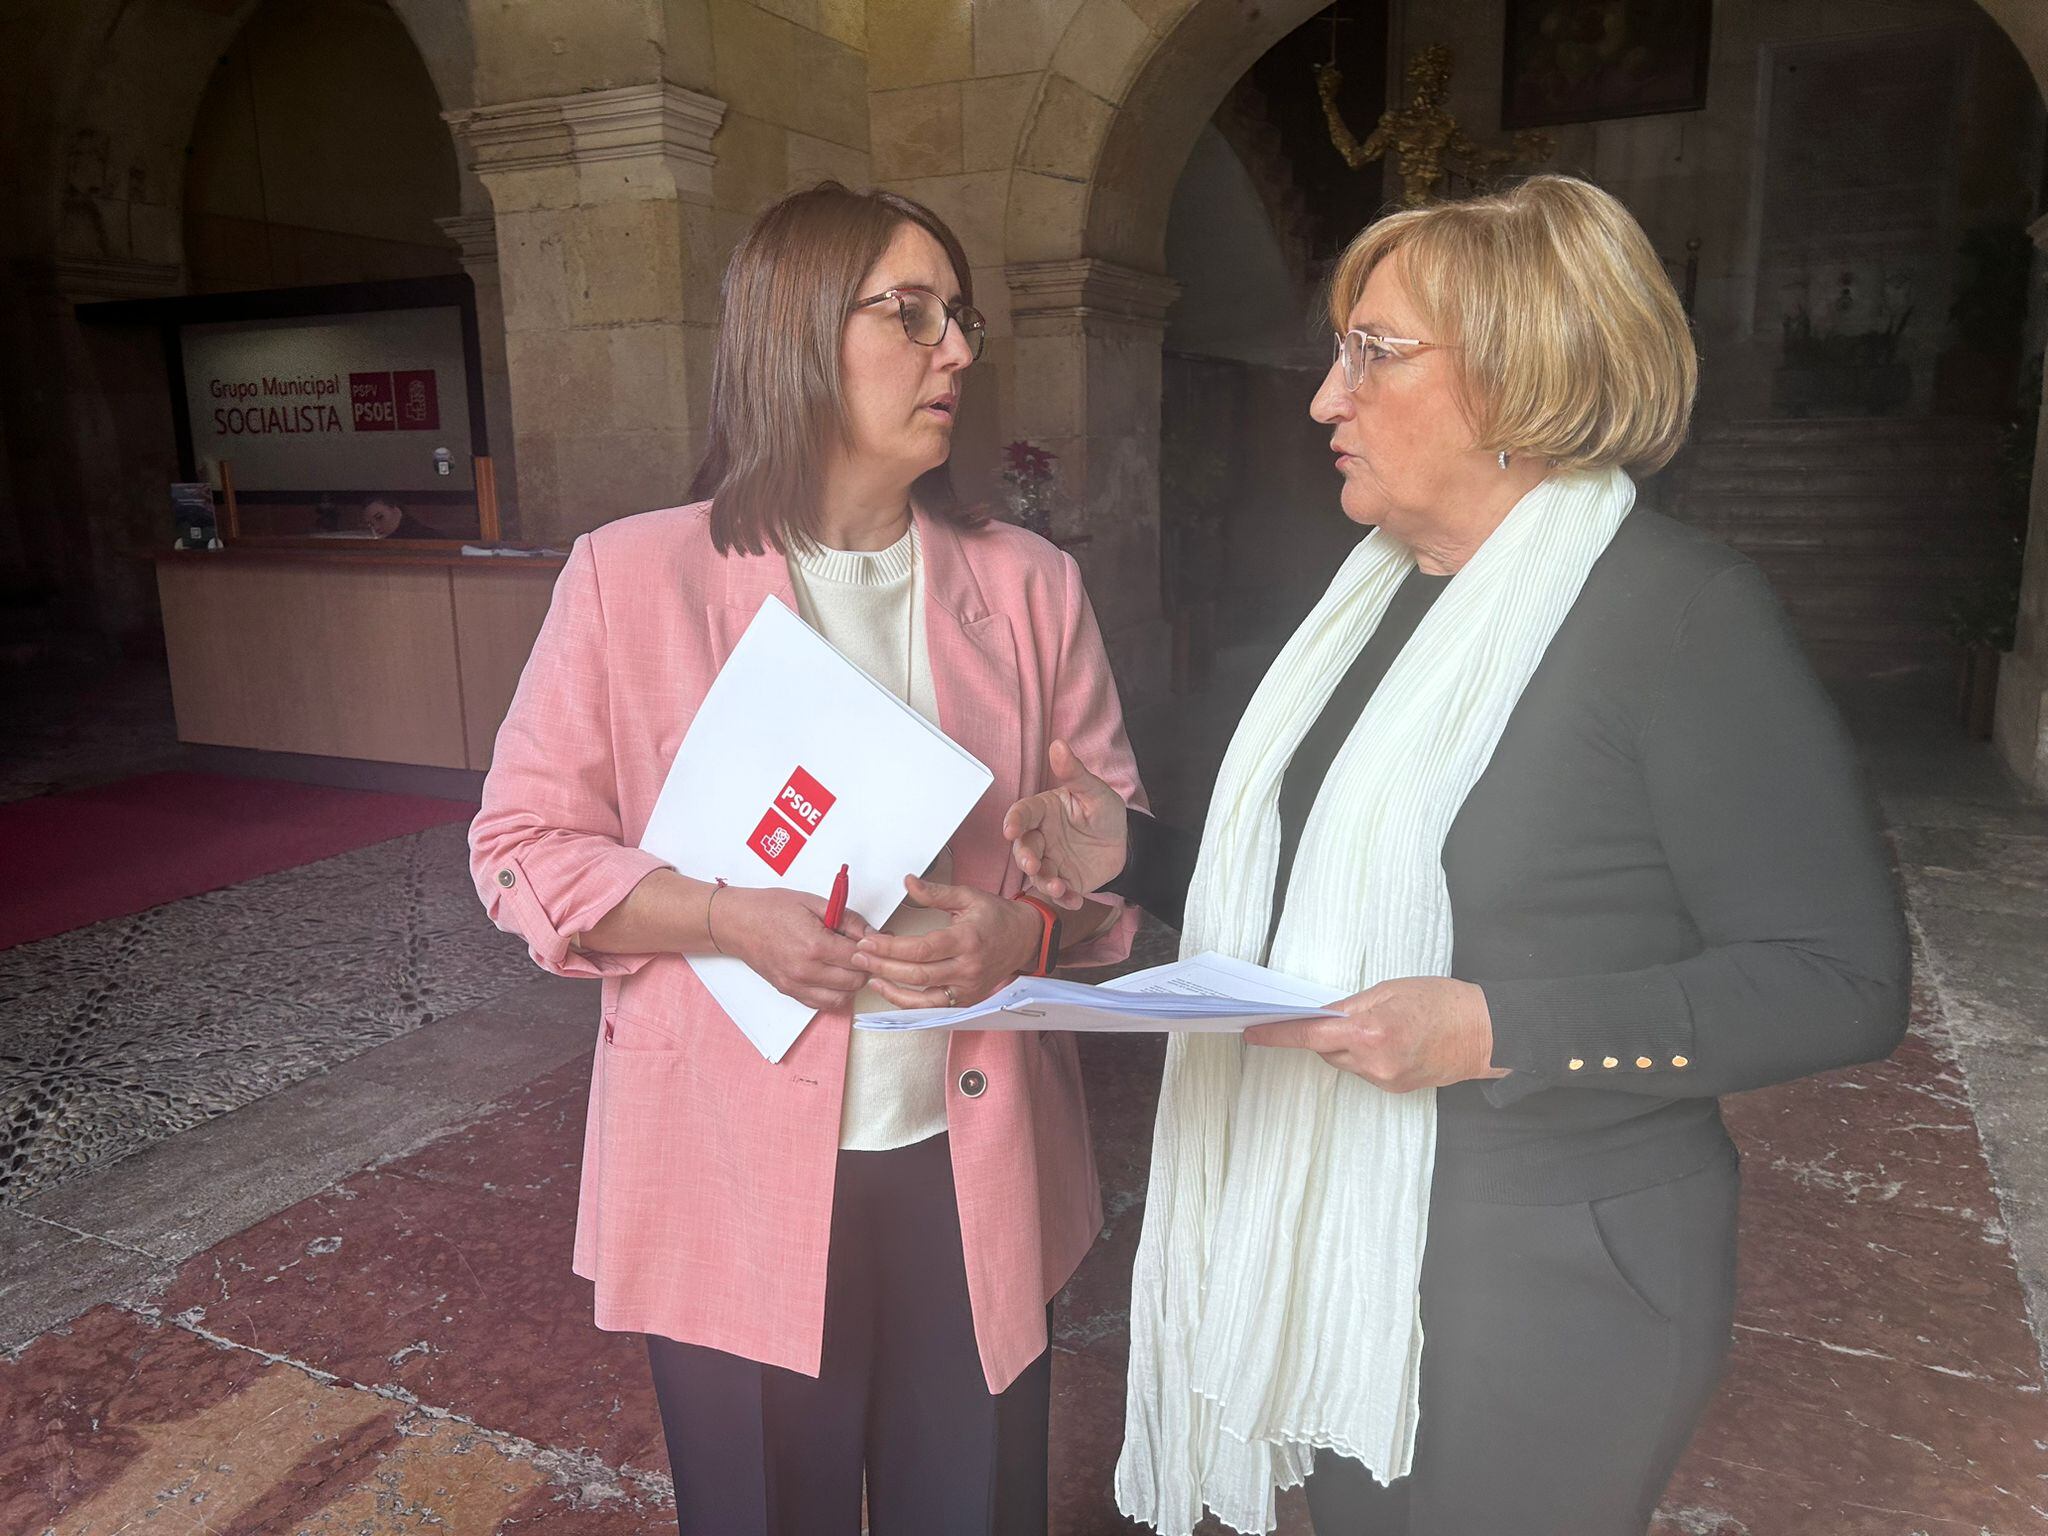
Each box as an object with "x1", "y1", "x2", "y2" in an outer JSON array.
[{"x1": 1497, "y1": 449, "x2": 1511, "y2": 470}]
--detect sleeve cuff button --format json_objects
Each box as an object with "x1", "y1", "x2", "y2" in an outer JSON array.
[
  {"x1": 1672, "y1": 1055, "x2": 1689, "y2": 1068},
  {"x1": 1601, "y1": 1056, "x2": 1619, "y2": 1069}
]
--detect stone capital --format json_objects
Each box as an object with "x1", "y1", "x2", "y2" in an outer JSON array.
[
  {"x1": 53, "y1": 254, "x2": 183, "y2": 304},
  {"x1": 435, "y1": 212, "x2": 498, "y2": 272},
  {"x1": 1006, "y1": 258, "x2": 1180, "y2": 331},
  {"x1": 446, "y1": 83, "x2": 727, "y2": 202}
]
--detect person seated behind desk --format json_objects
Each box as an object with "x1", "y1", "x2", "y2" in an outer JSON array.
[{"x1": 363, "y1": 496, "x2": 443, "y2": 540}]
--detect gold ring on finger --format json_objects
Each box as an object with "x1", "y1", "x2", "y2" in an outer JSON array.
[{"x1": 944, "y1": 986, "x2": 959, "y2": 1007}]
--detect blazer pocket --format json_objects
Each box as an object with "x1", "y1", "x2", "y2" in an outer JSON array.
[
  {"x1": 592, "y1": 1032, "x2": 698, "y2": 1256},
  {"x1": 602, "y1": 1006, "x2": 693, "y2": 1053}
]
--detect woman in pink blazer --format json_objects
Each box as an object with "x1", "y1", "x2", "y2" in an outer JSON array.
[{"x1": 469, "y1": 183, "x2": 1144, "y2": 1535}]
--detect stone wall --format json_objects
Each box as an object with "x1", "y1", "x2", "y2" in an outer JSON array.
[
  {"x1": 454, "y1": 0, "x2": 872, "y2": 547},
  {"x1": 1393, "y1": 0, "x2": 2042, "y2": 422},
  {"x1": 5, "y1": 0, "x2": 2048, "y2": 743}
]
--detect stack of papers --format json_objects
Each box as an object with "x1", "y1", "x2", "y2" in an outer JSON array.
[{"x1": 855, "y1": 951, "x2": 1345, "y2": 1034}]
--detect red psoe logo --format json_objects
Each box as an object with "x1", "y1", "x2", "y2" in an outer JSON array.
[
  {"x1": 393, "y1": 369, "x2": 441, "y2": 430},
  {"x1": 748, "y1": 808, "x2": 804, "y2": 874},
  {"x1": 746, "y1": 766, "x2": 836, "y2": 874},
  {"x1": 349, "y1": 372, "x2": 395, "y2": 432},
  {"x1": 777, "y1": 767, "x2": 836, "y2": 835}
]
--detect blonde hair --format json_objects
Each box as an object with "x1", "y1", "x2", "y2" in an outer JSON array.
[{"x1": 1327, "y1": 175, "x2": 1696, "y2": 475}]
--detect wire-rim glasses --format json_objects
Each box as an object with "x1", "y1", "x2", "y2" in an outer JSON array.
[
  {"x1": 1333, "y1": 328, "x2": 1457, "y2": 392},
  {"x1": 853, "y1": 286, "x2": 987, "y2": 362}
]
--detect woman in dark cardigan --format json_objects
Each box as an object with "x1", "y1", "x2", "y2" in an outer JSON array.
[{"x1": 874, "y1": 176, "x2": 1911, "y2": 1535}]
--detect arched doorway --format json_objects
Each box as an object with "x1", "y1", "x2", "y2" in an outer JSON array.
[
  {"x1": 1004, "y1": 0, "x2": 2048, "y2": 789},
  {"x1": 183, "y1": 0, "x2": 461, "y2": 294},
  {"x1": 1152, "y1": 4, "x2": 1394, "y2": 808},
  {"x1": 0, "y1": 0, "x2": 483, "y2": 648}
]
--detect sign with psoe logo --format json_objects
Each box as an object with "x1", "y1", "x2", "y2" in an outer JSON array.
[
  {"x1": 747, "y1": 767, "x2": 837, "y2": 874},
  {"x1": 179, "y1": 306, "x2": 473, "y2": 493}
]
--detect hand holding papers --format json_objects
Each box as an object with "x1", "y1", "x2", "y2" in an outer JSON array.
[
  {"x1": 855, "y1": 951, "x2": 1343, "y2": 1034},
  {"x1": 639, "y1": 596, "x2": 994, "y2": 1063}
]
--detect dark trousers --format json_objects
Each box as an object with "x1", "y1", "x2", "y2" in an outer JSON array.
[
  {"x1": 1305, "y1": 1150, "x2": 1741, "y2": 1536},
  {"x1": 645, "y1": 1133, "x2": 1052, "y2": 1536}
]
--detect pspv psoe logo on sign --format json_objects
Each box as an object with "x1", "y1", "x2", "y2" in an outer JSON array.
[
  {"x1": 349, "y1": 370, "x2": 441, "y2": 432},
  {"x1": 746, "y1": 767, "x2": 836, "y2": 875}
]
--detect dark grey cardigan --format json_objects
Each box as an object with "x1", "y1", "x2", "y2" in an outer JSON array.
[{"x1": 1111, "y1": 511, "x2": 1911, "y2": 1205}]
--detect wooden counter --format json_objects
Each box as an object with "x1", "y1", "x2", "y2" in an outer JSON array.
[{"x1": 154, "y1": 547, "x2": 564, "y2": 771}]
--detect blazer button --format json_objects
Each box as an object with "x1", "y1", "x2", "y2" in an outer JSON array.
[
  {"x1": 958, "y1": 1069, "x2": 987, "y2": 1099},
  {"x1": 496, "y1": 869, "x2": 516, "y2": 888}
]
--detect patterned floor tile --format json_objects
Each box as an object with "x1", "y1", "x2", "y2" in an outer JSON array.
[{"x1": 0, "y1": 823, "x2": 531, "y2": 1205}]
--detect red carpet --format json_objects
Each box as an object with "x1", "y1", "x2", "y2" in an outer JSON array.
[{"x1": 0, "y1": 772, "x2": 475, "y2": 950}]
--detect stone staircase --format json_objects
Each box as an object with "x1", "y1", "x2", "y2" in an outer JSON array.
[{"x1": 1662, "y1": 417, "x2": 2009, "y2": 681}]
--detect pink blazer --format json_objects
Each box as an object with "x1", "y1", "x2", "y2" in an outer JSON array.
[{"x1": 469, "y1": 502, "x2": 1146, "y2": 1392}]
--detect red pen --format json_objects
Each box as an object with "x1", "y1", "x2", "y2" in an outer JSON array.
[{"x1": 821, "y1": 863, "x2": 849, "y2": 932}]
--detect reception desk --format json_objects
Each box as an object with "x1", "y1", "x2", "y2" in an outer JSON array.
[{"x1": 154, "y1": 547, "x2": 563, "y2": 772}]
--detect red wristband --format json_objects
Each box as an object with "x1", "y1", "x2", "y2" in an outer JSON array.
[{"x1": 1011, "y1": 892, "x2": 1062, "y2": 977}]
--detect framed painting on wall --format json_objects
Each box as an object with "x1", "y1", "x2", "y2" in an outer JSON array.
[{"x1": 1501, "y1": 0, "x2": 1713, "y2": 128}]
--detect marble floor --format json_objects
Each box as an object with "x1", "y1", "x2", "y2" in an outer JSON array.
[{"x1": 2, "y1": 660, "x2": 2045, "y2": 1534}]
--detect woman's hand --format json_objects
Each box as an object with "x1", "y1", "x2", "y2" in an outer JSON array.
[
  {"x1": 1001, "y1": 739, "x2": 1129, "y2": 911},
  {"x1": 1243, "y1": 977, "x2": 1510, "y2": 1093},
  {"x1": 715, "y1": 886, "x2": 873, "y2": 1013},
  {"x1": 852, "y1": 876, "x2": 1041, "y2": 1009}
]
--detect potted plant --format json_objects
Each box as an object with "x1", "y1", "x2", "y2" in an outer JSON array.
[
  {"x1": 1937, "y1": 223, "x2": 2030, "y2": 416},
  {"x1": 1945, "y1": 552, "x2": 2020, "y2": 739},
  {"x1": 998, "y1": 439, "x2": 1059, "y2": 538},
  {"x1": 1946, "y1": 355, "x2": 2037, "y2": 738}
]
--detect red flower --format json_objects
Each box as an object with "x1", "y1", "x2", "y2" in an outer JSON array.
[{"x1": 1003, "y1": 439, "x2": 1057, "y2": 479}]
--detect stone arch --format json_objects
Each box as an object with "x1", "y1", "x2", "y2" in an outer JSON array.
[
  {"x1": 1002, "y1": 0, "x2": 2048, "y2": 776},
  {"x1": 17, "y1": 0, "x2": 488, "y2": 642},
  {"x1": 1976, "y1": 0, "x2": 2048, "y2": 94},
  {"x1": 46, "y1": 0, "x2": 481, "y2": 293},
  {"x1": 998, "y1": 0, "x2": 1330, "y2": 693},
  {"x1": 1974, "y1": 0, "x2": 2048, "y2": 789},
  {"x1": 49, "y1": 0, "x2": 264, "y2": 288},
  {"x1": 1003, "y1": 0, "x2": 1328, "y2": 271}
]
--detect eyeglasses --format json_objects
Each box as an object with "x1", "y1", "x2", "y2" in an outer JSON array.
[
  {"x1": 853, "y1": 286, "x2": 987, "y2": 362},
  {"x1": 1332, "y1": 329, "x2": 1457, "y2": 392}
]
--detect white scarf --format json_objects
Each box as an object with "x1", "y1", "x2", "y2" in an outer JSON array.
[{"x1": 1115, "y1": 468, "x2": 1636, "y2": 1534}]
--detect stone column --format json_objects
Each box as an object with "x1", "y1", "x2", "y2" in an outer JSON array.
[
  {"x1": 1992, "y1": 214, "x2": 2048, "y2": 795},
  {"x1": 435, "y1": 210, "x2": 520, "y2": 538},
  {"x1": 1007, "y1": 257, "x2": 1180, "y2": 703},
  {"x1": 446, "y1": 84, "x2": 728, "y2": 546}
]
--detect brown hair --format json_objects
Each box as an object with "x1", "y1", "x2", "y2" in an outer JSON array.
[
  {"x1": 1327, "y1": 175, "x2": 1697, "y2": 475},
  {"x1": 690, "y1": 182, "x2": 985, "y2": 555}
]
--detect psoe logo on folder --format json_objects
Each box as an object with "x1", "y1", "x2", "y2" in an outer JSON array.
[
  {"x1": 748, "y1": 808, "x2": 805, "y2": 875},
  {"x1": 745, "y1": 766, "x2": 837, "y2": 874},
  {"x1": 776, "y1": 768, "x2": 836, "y2": 834}
]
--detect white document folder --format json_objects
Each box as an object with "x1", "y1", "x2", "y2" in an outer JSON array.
[{"x1": 639, "y1": 595, "x2": 994, "y2": 1063}]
